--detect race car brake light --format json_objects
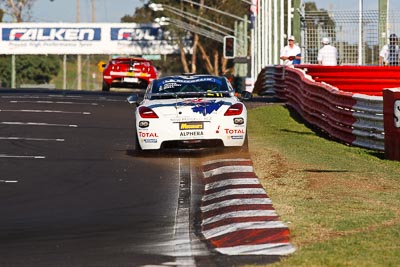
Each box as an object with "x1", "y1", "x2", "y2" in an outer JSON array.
[
  {"x1": 224, "y1": 103, "x2": 243, "y2": 116},
  {"x1": 138, "y1": 106, "x2": 159, "y2": 118}
]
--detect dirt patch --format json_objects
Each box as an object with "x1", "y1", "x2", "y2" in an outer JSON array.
[{"x1": 251, "y1": 148, "x2": 289, "y2": 180}]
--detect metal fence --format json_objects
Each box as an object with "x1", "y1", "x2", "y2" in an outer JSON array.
[{"x1": 303, "y1": 9, "x2": 400, "y2": 65}]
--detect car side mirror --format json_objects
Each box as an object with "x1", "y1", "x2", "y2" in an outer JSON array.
[
  {"x1": 127, "y1": 94, "x2": 139, "y2": 105},
  {"x1": 241, "y1": 90, "x2": 253, "y2": 100}
]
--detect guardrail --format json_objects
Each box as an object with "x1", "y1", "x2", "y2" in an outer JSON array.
[{"x1": 253, "y1": 65, "x2": 386, "y2": 151}]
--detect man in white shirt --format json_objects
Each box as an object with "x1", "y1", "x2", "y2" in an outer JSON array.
[
  {"x1": 280, "y1": 35, "x2": 301, "y2": 65},
  {"x1": 379, "y1": 34, "x2": 400, "y2": 66},
  {"x1": 317, "y1": 37, "x2": 338, "y2": 66}
]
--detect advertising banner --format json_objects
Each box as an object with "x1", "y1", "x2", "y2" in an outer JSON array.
[{"x1": 0, "y1": 23, "x2": 184, "y2": 55}]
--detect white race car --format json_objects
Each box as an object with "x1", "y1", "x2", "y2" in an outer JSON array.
[{"x1": 127, "y1": 74, "x2": 251, "y2": 151}]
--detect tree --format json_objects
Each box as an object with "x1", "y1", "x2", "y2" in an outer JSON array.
[
  {"x1": 121, "y1": 4, "x2": 152, "y2": 23},
  {"x1": 0, "y1": 1, "x2": 63, "y2": 87},
  {"x1": 125, "y1": 0, "x2": 248, "y2": 76},
  {"x1": 169, "y1": 0, "x2": 247, "y2": 75},
  {"x1": 0, "y1": 9, "x2": 5, "y2": 21},
  {"x1": 0, "y1": 0, "x2": 36, "y2": 22},
  {"x1": 0, "y1": 55, "x2": 60, "y2": 87}
]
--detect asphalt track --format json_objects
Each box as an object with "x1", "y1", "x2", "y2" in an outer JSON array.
[{"x1": 0, "y1": 89, "x2": 288, "y2": 266}]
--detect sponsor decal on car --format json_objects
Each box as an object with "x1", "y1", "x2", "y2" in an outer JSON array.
[
  {"x1": 179, "y1": 122, "x2": 204, "y2": 130},
  {"x1": 171, "y1": 117, "x2": 212, "y2": 122},
  {"x1": 143, "y1": 139, "x2": 158, "y2": 143},
  {"x1": 230, "y1": 135, "x2": 244, "y2": 140},
  {"x1": 110, "y1": 71, "x2": 128, "y2": 76},
  {"x1": 190, "y1": 100, "x2": 226, "y2": 115},
  {"x1": 149, "y1": 100, "x2": 230, "y2": 110},
  {"x1": 224, "y1": 128, "x2": 245, "y2": 134},
  {"x1": 161, "y1": 82, "x2": 180, "y2": 91},
  {"x1": 162, "y1": 77, "x2": 219, "y2": 85},
  {"x1": 180, "y1": 131, "x2": 204, "y2": 137},
  {"x1": 138, "y1": 132, "x2": 159, "y2": 138}
]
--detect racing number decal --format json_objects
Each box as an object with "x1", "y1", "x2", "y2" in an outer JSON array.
[
  {"x1": 395, "y1": 100, "x2": 400, "y2": 128},
  {"x1": 179, "y1": 122, "x2": 204, "y2": 137},
  {"x1": 179, "y1": 122, "x2": 204, "y2": 130}
]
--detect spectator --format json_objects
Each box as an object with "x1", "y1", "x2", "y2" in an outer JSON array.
[
  {"x1": 280, "y1": 35, "x2": 301, "y2": 65},
  {"x1": 379, "y1": 33, "x2": 400, "y2": 66},
  {"x1": 317, "y1": 37, "x2": 338, "y2": 66}
]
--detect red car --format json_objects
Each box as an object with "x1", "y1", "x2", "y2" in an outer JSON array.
[{"x1": 102, "y1": 57, "x2": 158, "y2": 91}]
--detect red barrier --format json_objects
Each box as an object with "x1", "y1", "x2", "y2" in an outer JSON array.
[
  {"x1": 296, "y1": 65, "x2": 400, "y2": 96},
  {"x1": 383, "y1": 89, "x2": 400, "y2": 160}
]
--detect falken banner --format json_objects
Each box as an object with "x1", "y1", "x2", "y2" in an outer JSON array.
[{"x1": 0, "y1": 23, "x2": 183, "y2": 55}]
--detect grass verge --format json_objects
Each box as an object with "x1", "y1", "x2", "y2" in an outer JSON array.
[{"x1": 247, "y1": 104, "x2": 400, "y2": 267}]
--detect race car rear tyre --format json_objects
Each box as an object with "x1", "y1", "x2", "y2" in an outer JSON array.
[
  {"x1": 240, "y1": 133, "x2": 249, "y2": 153},
  {"x1": 227, "y1": 133, "x2": 249, "y2": 153},
  {"x1": 139, "y1": 80, "x2": 148, "y2": 89},
  {"x1": 102, "y1": 80, "x2": 110, "y2": 91},
  {"x1": 134, "y1": 130, "x2": 143, "y2": 152}
]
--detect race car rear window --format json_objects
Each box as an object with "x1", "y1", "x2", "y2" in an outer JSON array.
[
  {"x1": 152, "y1": 77, "x2": 228, "y2": 94},
  {"x1": 114, "y1": 60, "x2": 151, "y2": 66}
]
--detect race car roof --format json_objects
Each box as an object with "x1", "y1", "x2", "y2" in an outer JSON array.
[
  {"x1": 150, "y1": 74, "x2": 230, "y2": 95},
  {"x1": 111, "y1": 57, "x2": 151, "y2": 63}
]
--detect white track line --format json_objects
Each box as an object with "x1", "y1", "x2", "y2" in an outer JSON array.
[
  {"x1": 10, "y1": 100, "x2": 98, "y2": 105},
  {"x1": 0, "y1": 109, "x2": 90, "y2": 115},
  {"x1": 1, "y1": 122, "x2": 78, "y2": 127},
  {"x1": 0, "y1": 137, "x2": 65, "y2": 142},
  {"x1": 0, "y1": 180, "x2": 19, "y2": 183},
  {"x1": 0, "y1": 154, "x2": 45, "y2": 159},
  {"x1": 173, "y1": 158, "x2": 197, "y2": 265}
]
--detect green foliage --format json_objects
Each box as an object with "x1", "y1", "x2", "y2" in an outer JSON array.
[
  {"x1": 121, "y1": 4, "x2": 153, "y2": 23},
  {"x1": 0, "y1": 55, "x2": 60, "y2": 87},
  {"x1": 125, "y1": 0, "x2": 250, "y2": 75},
  {"x1": 50, "y1": 55, "x2": 107, "y2": 90},
  {"x1": 153, "y1": 55, "x2": 186, "y2": 76},
  {"x1": 0, "y1": 56, "x2": 11, "y2": 87}
]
